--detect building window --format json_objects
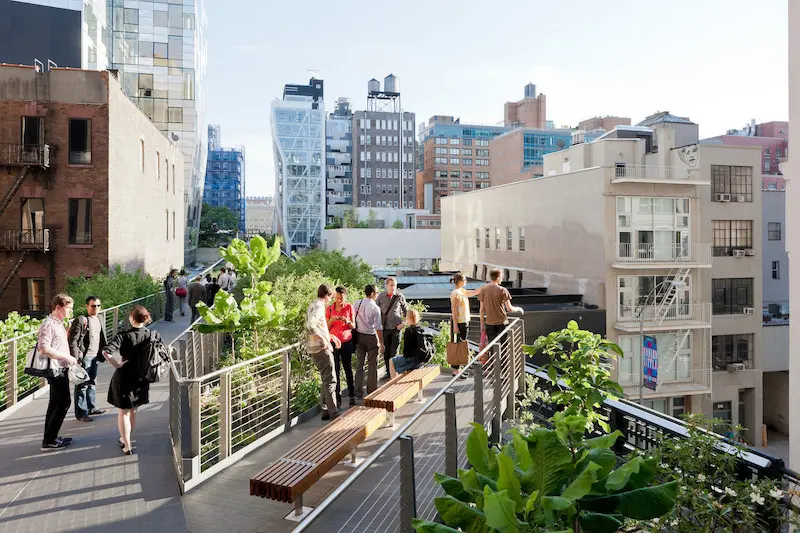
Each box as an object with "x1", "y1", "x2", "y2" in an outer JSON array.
[
  {"x1": 711, "y1": 165, "x2": 753, "y2": 202},
  {"x1": 173, "y1": 211, "x2": 176, "y2": 240},
  {"x1": 617, "y1": 333, "x2": 692, "y2": 384},
  {"x1": 450, "y1": 158, "x2": 460, "y2": 165},
  {"x1": 435, "y1": 147, "x2": 447, "y2": 155},
  {"x1": 712, "y1": 278, "x2": 753, "y2": 315},
  {"x1": 172, "y1": 164, "x2": 176, "y2": 194},
  {"x1": 772, "y1": 261, "x2": 780, "y2": 279},
  {"x1": 475, "y1": 228, "x2": 480, "y2": 248},
  {"x1": 68, "y1": 118, "x2": 91, "y2": 164},
  {"x1": 449, "y1": 138, "x2": 459, "y2": 145},
  {"x1": 476, "y1": 159, "x2": 490, "y2": 166},
  {"x1": 462, "y1": 158, "x2": 473, "y2": 166},
  {"x1": 140, "y1": 139, "x2": 145, "y2": 171},
  {"x1": 21, "y1": 116, "x2": 41, "y2": 145},
  {"x1": 435, "y1": 157, "x2": 448, "y2": 165},
  {"x1": 495, "y1": 227, "x2": 501, "y2": 249},
  {"x1": 166, "y1": 210, "x2": 170, "y2": 240},
  {"x1": 168, "y1": 107, "x2": 183, "y2": 123},
  {"x1": 506, "y1": 226, "x2": 512, "y2": 250},
  {"x1": 712, "y1": 220, "x2": 753, "y2": 256},
  {"x1": 156, "y1": 151, "x2": 161, "y2": 179},
  {"x1": 712, "y1": 334, "x2": 753, "y2": 370},
  {"x1": 435, "y1": 137, "x2": 447, "y2": 145},
  {"x1": 449, "y1": 148, "x2": 460, "y2": 155},
  {"x1": 616, "y1": 197, "x2": 690, "y2": 259},
  {"x1": 485, "y1": 228, "x2": 490, "y2": 248},
  {"x1": 462, "y1": 149, "x2": 473, "y2": 156},
  {"x1": 68, "y1": 199, "x2": 91, "y2": 244},
  {"x1": 768, "y1": 222, "x2": 781, "y2": 240},
  {"x1": 519, "y1": 227, "x2": 526, "y2": 251},
  {"x1": 477, "y1": 149, "x2": 489, "y2": 157},
  {"x1": 22, "y1": 278, "x2": 45, "y2": 312}
]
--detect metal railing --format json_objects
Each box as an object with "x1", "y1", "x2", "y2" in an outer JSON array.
[
  {"x1": 617, "y1": 339, "x2": 712, "y2": 394},
  {"x1": 615, "y1": 242, "x2": 712, "y2": 265},
  {"x1": 0, "y1": 143, "x2": 51, "y2": 167},
  {"x1": 606, "y1": 164, "x2": 701, "y2": 183},
  {"x1": 0, "y1": 259, "x2": 224, "y2": 414},
  {"x1": 290, "y1": 316, "x2": 525, "y2": 533},
  {"x1": 616, "y1": 302, "x2": 712, "y2": 328},
  {"x1": 0, "y1": 229, "x2": 52, "y2": 252}
]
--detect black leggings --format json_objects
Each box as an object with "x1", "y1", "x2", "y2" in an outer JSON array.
[
  {"x1": 44, "y1": 375, "x2": 70, "y2": 445},
  {"x1": 451, "y1": 322, "x2": 469, "y2": 370}
]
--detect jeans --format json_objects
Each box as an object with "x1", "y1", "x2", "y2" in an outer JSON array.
[
  {"x1": 333, "y1": 339, "x2": 355, "y2": 402},
  {"x1": 75, "y1": 356, "x2": 98, "y2": 418},
  {"x1": 164, "y1": 293, "x2": 175, "y2": 321},
  {"x1": 451, "y1": 322, "x2": 469, "y2": 370},
  {"x1": 485, "y1": 324, "x2": 505, "y2": 344},
  {"x1": 354, "y1": 333, "x2": 379, "y2": 396},
  {"x1": 382, "y1": 328, "x2": 401, "y2": 374},
  {"x1": 44, "y1": 375, "x2": 70, "y2": 445},
  {"x1": 310, "y1": 350, "x2": 338, "y2": 416}
]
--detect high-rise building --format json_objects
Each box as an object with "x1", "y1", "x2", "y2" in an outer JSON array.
[
  {"x1": 0, "y1": 66, "x2": 184, "y2": 317},
  {"x1": 272, "y1": 77, "x2": 325, "y2": 252},
  {"x1": 326, "y1": 98, "x2": 353, "y2": 224},
  {"x1": 489, "y1": 127, "x2": 572, "y2": 186},
  {"x1": 203, "y1": 126, "x2": 245, "y2": 232},
  {"x1": 0, "y1": 0, "x2": 209, "y2": 265},
  {"x1": 352, "y1": 75, "x2": 416, "y2": 212},
  {"x1": 415, "y1": 116, "x2": 508, "y2": 214},
  {"x1": 503, "y1": 83, "x2": 547, "y2": 128},
  {"x1": 440, "y1": 115, "x2": 765, "y2": 444}
]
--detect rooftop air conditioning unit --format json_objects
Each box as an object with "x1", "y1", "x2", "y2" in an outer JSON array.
[
  {"x1": 727, "y1": 363, "x2": 746, "y2": 372},
  {"x1": 733, "y1": 249, "x2": 746, "y2": 257},
  {"x1": 743, "y1": 307, "x2": 756, "y2": 315},
  {"x1": 744, "y1": 248, "x2": 755, "y2": 256}
]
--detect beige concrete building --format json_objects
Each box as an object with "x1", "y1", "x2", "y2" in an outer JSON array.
[
  {"x1": 244, "y1": 196, "x2": 275, "y2": 235},
  {"x1": 578, "y1": 116, "x2": 631, "y2": 132},
  {"x1": 503, "y1": 83, "x2": 546, "y2": 129},
  {"x1": 441, "y1": 118, "x2": 765, "y2": 444}
]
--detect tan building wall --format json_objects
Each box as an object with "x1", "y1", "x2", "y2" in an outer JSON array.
[
  {"x1": 489, "y1": 130, "x2": 538, "y2": 186},
  {"x1": 245, "y1": 197, "x2": 275, "y2": 235},
  {"x1": 504, "y1": 94, "x2": 546, "y2": 128},
  {"x1": 578, "y1": 116, "x2": 631, "y2": 132}
]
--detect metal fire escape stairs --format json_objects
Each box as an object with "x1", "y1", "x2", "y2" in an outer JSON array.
[
  {"x1": 0, "y1": 60, "x2": 52, "y2": 299},
  {"x1": 651, "y1": 268, "x2": 693, "y2": 390}
]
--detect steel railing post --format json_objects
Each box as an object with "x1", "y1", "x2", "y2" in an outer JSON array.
[
  {"x1": 506, "y1": 333, "x2": 517, "y2": 420},
  {"x1": 180, "y1": 381, "x2": 200, "y2": 481},
  {"x1": 474, "y1": 362, "x2": 484, "y2": 427},
  {"x1": 399, "y1": 435, "x2": 417, "y2": 533},
  {"x1": 6, "y1": 339, "x2": 18, "y2": 408},
  {"x1": 219, "y1": 369, "x2": 232, "y2": 460},
  {"x1": 112, "y1": 307, "x2": 119, "y2": 336},
  {"x1": 491, "y1": 343, "x2": 502, "y2": 445},
  {"x1": 280, "y1": 350, "x2": 290, "y2": 426},
  {"x1": 444, "y1": 388, "x2": 458, "y2": 477}
]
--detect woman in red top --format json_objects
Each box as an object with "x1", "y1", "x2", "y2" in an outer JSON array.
[{"x1": 326, "y1": 286, "x2": 355, "y2": 407}]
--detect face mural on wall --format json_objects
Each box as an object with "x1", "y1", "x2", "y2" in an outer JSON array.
[{"x1": 678, "y1": 144, "x2": 699, "y2": 168}]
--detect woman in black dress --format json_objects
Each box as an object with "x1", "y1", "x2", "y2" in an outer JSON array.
[{"x1": 104, "y1": 305, "x2": 161, "y2": 455}]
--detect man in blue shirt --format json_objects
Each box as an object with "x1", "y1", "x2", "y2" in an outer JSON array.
[{"x1": 353, "y1": 285, "x2": 385, "y2": 397}]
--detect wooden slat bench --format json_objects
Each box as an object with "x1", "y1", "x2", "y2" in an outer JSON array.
[
  {"x1": 249, "y1": 406, "x2": 386, "y2": 517},
  {"x1": 364, "y1": 364, "x2": 440, "y2": 426}
]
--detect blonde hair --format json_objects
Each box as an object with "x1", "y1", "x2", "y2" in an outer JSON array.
[{"x1": 406, "y1": 309, "x2": 420, "y2": 325}]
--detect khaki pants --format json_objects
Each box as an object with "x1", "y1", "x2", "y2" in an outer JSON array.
[
  {"x1": 310, "y1": 350, "x2": 338, "y2": 415},
  {"x1": 354, "y1": 333, "x2": 379, "y2": 396}
]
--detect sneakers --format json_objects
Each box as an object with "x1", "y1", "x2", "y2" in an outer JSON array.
[
  {"x1": 88, "y1": 409, "x2": 107, "y2": 416},
  {"x1": 41, "y1": 438, "x2": 72, "y2": 452},
  {"x1": 77, "y1": 415, "x2": 94, "y2": 422}
]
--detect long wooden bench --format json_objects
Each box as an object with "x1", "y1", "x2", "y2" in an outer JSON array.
[
  {"x1": 249, "y1": 406, "x2": 386, "y2": 517},
  {"x1": 364, "y1": 364, "x2": 441, "y2": 426}
]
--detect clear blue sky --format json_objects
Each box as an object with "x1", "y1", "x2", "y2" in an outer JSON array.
[{"x1": 205, "y1": 0, "x2": 788, "y2": 197}]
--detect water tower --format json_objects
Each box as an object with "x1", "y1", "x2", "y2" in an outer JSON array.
[{"x1": 367, "y1": 73, "x2": 401, "y2": 113}]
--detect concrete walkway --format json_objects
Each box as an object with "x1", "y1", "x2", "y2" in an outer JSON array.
[{"x1": 0, "y1": 312, "x2": 194, "y2": 533}]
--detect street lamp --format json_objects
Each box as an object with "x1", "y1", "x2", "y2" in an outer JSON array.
[{"x1": 635, "y1": 279, "x2": 686, "y2": 404}]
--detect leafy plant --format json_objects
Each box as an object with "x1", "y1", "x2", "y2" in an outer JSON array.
[
  {"x1": 510, "y1": 375, "x2": 552, "y2": 436},
  {"x1": 412, "y1": 415, "x2": 678, "y2": 533},
  {"x1": 392, "y1": 219, "x2": 405, "y2": 229},
  {"x1": 264, "y1": 248, "x2": 375, "y2": 291},
  {"x1": 65, "y1": 265, "x2": 161, "y2": 313},
  {"x1": 0, "y1": 312, "x2": 43, "y2": 407},
  {"x1": 525, "y1": 321, "x2": 623, "y2": 433}
]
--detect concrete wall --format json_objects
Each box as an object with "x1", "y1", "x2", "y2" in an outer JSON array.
[
  {"x1": 789, "y1": 0, "x2": 800, "y2": 469},
  {"x1": 762, "y1": 189, "x2": 788, "y2": 304},
  {"x1": 763, "y1": 325, "x2": 789, "y2": 372},
  {"x1": 322, "y1": 228, "x2": 441, "y2": 267},
  {"x1": 107, "y1": 72, "x2": 184, "y2": 276},
  {"x1": 763, "y1": 371, "x2": 789, "y2": 434}
]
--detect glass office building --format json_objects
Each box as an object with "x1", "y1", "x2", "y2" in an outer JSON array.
[
  {"x1": 272, "y1": 78, "x2": 325, "y2": 252},
  {"x1": 204, "y1": 126, "x2": 246, "y2": 233}
]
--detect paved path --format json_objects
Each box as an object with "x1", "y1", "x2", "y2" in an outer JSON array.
[{"x1": 0, "y1": 313, "x2": 194, "y2": 533}]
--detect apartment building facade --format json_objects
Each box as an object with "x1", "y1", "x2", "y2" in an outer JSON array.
[
  {"x1": 440, "y1": 119, "x2": 764, "y2": 443},
  {"x1": 325, "y1": 98, "x2": 353, "y2": 224},
  {"x1": 203, "y1": 126, "x2": 245, "y2": 232},
  {"x1": 415, "y1": 116, "x2": 507, "y2": 213},
  {"x1": 489, "y1": 127, "x2": 572, "y2": 186},
  {"x1": 707, "y1": 122, "x2": 788, "y2": 176},
  {"x1": 0, "y1": 66, "x2": 184, "y2": 317},
  {"x1": 244, "y1": 196, "x2": 274, "y2": 236}
]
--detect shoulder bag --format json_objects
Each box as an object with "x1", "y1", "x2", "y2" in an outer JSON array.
[
  {"x1": 352, "y1": 301, "x2": 365, "y2": 345},
  {"x1": 382, "y1": 294, "x2": 401, "y2": 332},
  {"x1": 446, "y1": 322, "x2": 469, "y2": 366}
]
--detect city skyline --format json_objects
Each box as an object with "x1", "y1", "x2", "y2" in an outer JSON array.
[{"x1": 206, "y1": 0, "x2": 788, "y2": 197}]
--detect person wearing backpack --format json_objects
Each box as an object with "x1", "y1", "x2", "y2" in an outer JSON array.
[
  {"x1": 103, "y1": 305, "x2": 161, "y2": 455},
  {"x1": 388, "y1": 310, "x2": 432, "y2": 378}
]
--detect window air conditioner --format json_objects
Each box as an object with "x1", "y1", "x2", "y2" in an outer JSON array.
[
  {"x1": 737, "y1": 195, "x2": 746, "y2": 202},
  {"x1": 726, "y1": 363, "x2": 746, "y2": 372},
  {"x1": 714, "y1": 193, "x2": 726, "y2": 202},
  {"x1": 721, "y1": 193, "x2": 732, "y2": 202},
  {"x1": 743, "y1": 307, "x2": 756, "y2": 315},
  {"x1": 744, "y1": 248, "x2": 755, "y2": 256},
  {"x1": 733, "y1": 249, "x2": 746, "y2": 257}
]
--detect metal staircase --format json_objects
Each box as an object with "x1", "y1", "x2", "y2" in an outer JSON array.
[
  {"x1": 0, "y1": 250, "x2": 30, "y2": 299},
  {"x1": 0, "y1": 167, "x2": 30, "y2": 219},
  {"x1": 653, "y1": 268, "x2": 691, "y2": 323}
]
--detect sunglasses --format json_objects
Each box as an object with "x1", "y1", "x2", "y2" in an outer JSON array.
[{"x1": 90, "y1": 304, "x2": 101, "y2": 308}]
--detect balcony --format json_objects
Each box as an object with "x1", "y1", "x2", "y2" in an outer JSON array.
[
  {"x1": 327, "y1": 165, "x2": 347, "y2": 178},
  {"x1": 618, "y1": 339, "x2": 712, "y2": 397},
  {"x1": 613, "y1": 242, "x2": 712, "y2": 268},
  {"x1": 0, "y1": 229, "x2": 52, "y2": 252},
  {"x1": 615, "y1": 303, "x2": 713, "y2": 332},
  {"x1": 607, "y1": 164, "x2": 709, "y2": 185},
  {"x1": 0, "y1": 143, "x2": 51, "y2": 168}
]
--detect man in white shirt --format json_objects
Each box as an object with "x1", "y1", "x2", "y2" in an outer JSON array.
[
  {"x1": 305, "y1": 284, "x2": 341, "y2": 420},
  {"x1": 68, "y1": 295, "x2": 108, "y2": 422},
  {"x1": 217, "y1": 268, "x2": 232, "y2": 292},
  {"x1": 353, "y1": 284, "x2": 385, "y2": 397}
]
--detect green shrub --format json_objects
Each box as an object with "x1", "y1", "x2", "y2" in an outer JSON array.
[
  {"x1": 264, "y1": 248, "x2": 374, "y2": 291},
  {"x1": 65, "y1": 265, "x2": 161, "y2": 313},
  {"x1": 0, "y1": 312, "x2": 43, "y2": 406}
]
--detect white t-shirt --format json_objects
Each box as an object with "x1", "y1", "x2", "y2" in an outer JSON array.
[{"x1": 218, "y1": 273, "x2": 232, "y2": 291}]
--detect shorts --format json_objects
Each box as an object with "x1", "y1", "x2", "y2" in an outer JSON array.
[{"x1": 391, "y1": 355, "x2": 420, "y2": 374}]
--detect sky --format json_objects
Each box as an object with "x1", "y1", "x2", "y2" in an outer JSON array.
[{"x1": 205, "y1": 0, "x2": 788, "y2": 197}]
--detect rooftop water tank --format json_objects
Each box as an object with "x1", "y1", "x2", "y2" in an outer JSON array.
[
  {"x1": 384, "y1": 74, "x2": 398, "y2": 93},
  {"x1": 368, "y1": 78, "x2": 380, "y2": 93}
]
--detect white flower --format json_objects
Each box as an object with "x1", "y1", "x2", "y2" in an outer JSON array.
[
  {"x1": 770, "y1": 488, "x2": 783, "y2": 499},
  {"x1": 750, "y1": 491, "x2": 765, "y2": 505},
  {"x1": 725, "y1": 487, "x2": 737, "y2": 497},
  {"x1": 651, "y1": 517, "x2": 660, "y2": 525},
  {"x1": 697, "y1": 474, "x2": 706, "y2": 483},
  {"x1": 670, "y1": 519, "x2": 679, "y2": 526},
  {"x1": 750, "y1": 483, "x2": 759, "y2": 491},
  {"x1": 659, "y1": 463, "x2": 669, "y2": 469}
]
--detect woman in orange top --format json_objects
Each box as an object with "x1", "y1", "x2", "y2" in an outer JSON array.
[{"x1": 326, "y1": 286, "x2": 355, "y2": 407}]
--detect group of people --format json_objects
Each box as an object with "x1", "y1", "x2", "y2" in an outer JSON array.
[
  {"x1": 36, "y1": 293, "x2": 161, "y2": 455},
  {"x1": 304, "y1": 268, "x2": 523, "y2": 421},
  {"x1": 163, "y1": 267, "x2": 233, "y2": 322}
]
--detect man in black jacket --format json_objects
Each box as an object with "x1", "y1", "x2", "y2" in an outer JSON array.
[{"x1": 68, "y1": 296, "x2": 108, "y2": 422}]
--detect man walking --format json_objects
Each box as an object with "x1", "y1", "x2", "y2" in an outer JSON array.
[
  {"x1": 376, "y1": 277, "x2": 407, "y2": 380},
  {"x1": 305, "y1": 284, "x2": 341, "y2": 421},
  {"x1": 188, "y1": 276, "x2": 206, "y2": 322},
  {"x1": 164, "y1": 269, "x2": 177, "y2": 322},
  {"x1": 68, "y1": 296, "x2": 108, "y2": 422},
  {"x1": 217, "y1": 267, "x2": 232, "y2": 293},
  {"x1": 353, "y1": 284, "x2": 384, "y2": 397},
  {"x1": 478, "y1": 269, "x2": 524, "y2": 344}
]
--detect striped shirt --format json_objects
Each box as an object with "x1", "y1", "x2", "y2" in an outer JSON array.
[{"x1": 37, "y1": 315, "x2": 70, "y2": 368}]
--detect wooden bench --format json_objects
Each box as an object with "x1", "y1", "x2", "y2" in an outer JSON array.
[
  {"x1": 249, "y1": 406, "x2": 386, "y2": 517},
  {"x1": 364, "y1": 364, "x2": 441, "y2": 427}
]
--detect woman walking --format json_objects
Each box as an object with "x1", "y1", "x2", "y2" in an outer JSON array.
[
  {"x1": 164, "y1": 269, "x2": 177, "y2": 322},
  {"x1": 327, "y1": 286, "x2": 355, "y2": 407},
  {"x1": 175, "y1": 269, "x2": 189, "y2": 316},
  {"x1": 450, "y1": 273, "x2": 481, "y2": 378},
  {"x1": 103, "y1": 305, "x2": 161, "y2": 455}
]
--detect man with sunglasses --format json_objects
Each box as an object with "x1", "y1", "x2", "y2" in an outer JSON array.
[{"x1": 68, "y1": 295, "x2": 108, "y2": 422}]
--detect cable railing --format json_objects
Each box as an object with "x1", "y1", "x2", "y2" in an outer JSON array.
[{"x1": 0, "y1": 259, "x2": 224, "y2": 414}]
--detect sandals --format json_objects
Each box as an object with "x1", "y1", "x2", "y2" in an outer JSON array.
[{"x1": 118, "y1": 438, "x2": 133, "y2": 455}]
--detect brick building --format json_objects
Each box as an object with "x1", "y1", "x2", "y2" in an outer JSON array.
[{"x1": 0, "y1": 65, "x2": 183, "y2": 317}]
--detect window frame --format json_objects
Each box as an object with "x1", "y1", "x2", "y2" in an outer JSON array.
[
  {"x1": 68, "y1": 118, "x2": 92, "y2": 165},
  {"x1": 712, "y1": 220, "x2": 753, "y2": 256},
  {"x1": 712, "y1": 278, "x2": 754, "y2": 315},
  {"x1": 768, "y1": 222, "x2": 782, "y2": 240},
  {"x1": 67, "y1": 198, "x2": 92, "y2": 245}
]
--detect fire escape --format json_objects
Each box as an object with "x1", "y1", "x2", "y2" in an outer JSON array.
[{"x1": 0, "y1": 60, "x2": 54, "y2": 301}]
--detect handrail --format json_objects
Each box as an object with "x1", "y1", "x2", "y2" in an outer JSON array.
[
  {"x1": 168, "y1": 339, "x2": 300, "y2": 383},
  {"x1": 291, "y1": 316, "x2": 521, "y2": 532}
]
